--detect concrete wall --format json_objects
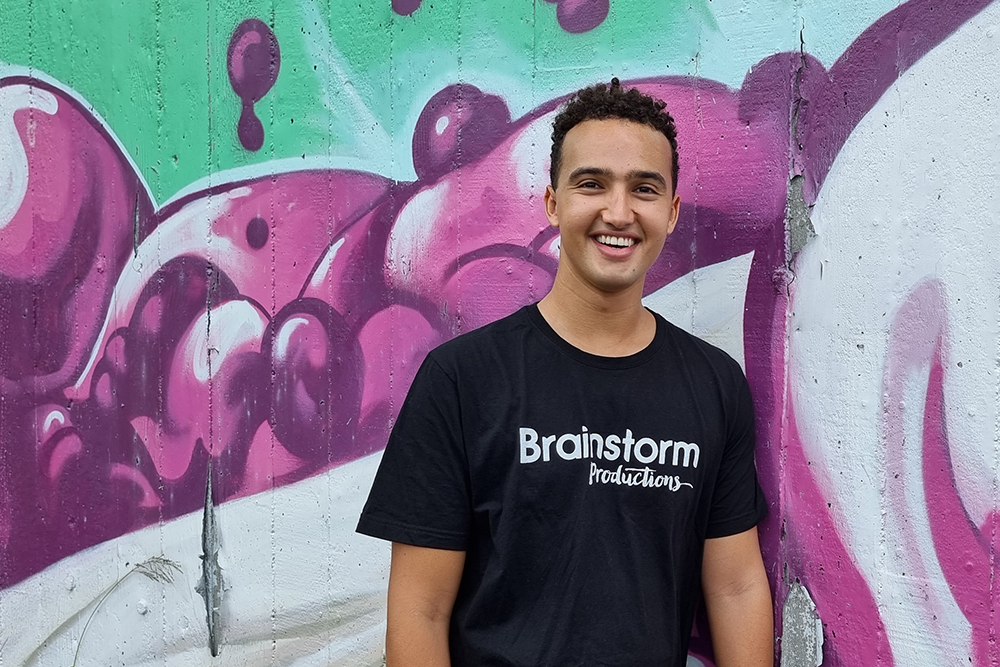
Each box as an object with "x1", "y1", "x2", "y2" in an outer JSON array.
[{"x1": 0, "y1": 1, "x2": 997, "y2": 664}]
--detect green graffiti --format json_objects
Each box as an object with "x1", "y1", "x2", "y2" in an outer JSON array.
[{"x1": 0, "y1": 0, "x2": 900, "y2": 201}]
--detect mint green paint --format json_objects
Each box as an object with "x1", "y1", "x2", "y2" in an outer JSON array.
[
  {"x1": 796, "y1": 0, "x2": 902, "y2": 68},
  {"x1": 0, "y1": 0, "x2": 901, "y2": 201}
]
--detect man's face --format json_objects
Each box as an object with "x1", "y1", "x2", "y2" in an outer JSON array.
[{"x1": 544, "y1": 118, "x2": 680, "y2": 298}]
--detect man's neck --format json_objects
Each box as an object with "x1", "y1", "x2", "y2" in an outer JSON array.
[{"x1": 537, "y1": 278, "x2": 656, "y2": 358}]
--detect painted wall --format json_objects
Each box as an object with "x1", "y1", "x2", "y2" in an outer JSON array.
[{"x1": 0, "y1": 0, "x2": 997, "y2": 664}]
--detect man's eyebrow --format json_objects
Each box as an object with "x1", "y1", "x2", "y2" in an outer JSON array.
[
  {"x1": 566, "y1": 167, "x2": 667, "y2": 189},
  {"x1": 567, "y1": 167, "x2": 613, "y2": 182},
  {"x1": 627, "y1": 170, "x2": 667, "y2": 188}
]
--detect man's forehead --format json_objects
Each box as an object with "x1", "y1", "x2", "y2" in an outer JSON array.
[{"x1": 558, "y1": 119, "x2": 673, "y2": 175}]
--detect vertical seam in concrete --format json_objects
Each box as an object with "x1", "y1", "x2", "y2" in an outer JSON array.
[
  {"x1": 530, "y1": 0, "x2": 537, "y2": 110},
  {"x1": 455, "y1": 0, "x2": 464, "y2": 331},
  {"x1": 781, "y1": 4, "x2": 803, "y2": 663},
  {"x1": 269, "y1": 1, "x2": 279, "y2": 660},
  {"x1": 992, "y1": 251, "x2": 1000, "y2": 666},
  {"x1": 153, "y1": 0, "x2": 167, "y2": 659},
  {"x1": 790, "y1": 17, "x2": 806, "y2": 163},
  {"x1": 206, "y1": 0, "x2": 220, "y2": 658},
  {"x1": 691, "y1": 18, "x2": 702, "y2": 340},
  {"x1": 786, "y1": 16, "x2": 815, "y2": 266},
  {"x1": 323, "y1": 0, "x2": 336, "y2": 661},
  {"x1": 886, "y1": 85, "x2": 905, "y2": 665},
  {"x1": 133, "y1": 193, "x2": 141, "y2": 258}
]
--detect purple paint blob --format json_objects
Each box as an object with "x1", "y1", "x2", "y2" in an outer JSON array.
[
  {"x1": 392, "y1": 0, "x2": 422, "y2": 16},
  {"x1": 246, "y1": 216, "x2": 269, "y2": 249},
  {"x1": 412, "y1": 84, "x2": 511, "y2": 182},
  {"x1": 263, "y1": 299, "x2": 362, "y2": 463},
  {"x1": 227, "y1": 19, "x2": 281, "y2": 152},
  {"x1": 553, "y1": 0, "x2": 609, "y2": 33},
  {"x1": 238, "y1": 110, "x2": 265, "y2": 152}
]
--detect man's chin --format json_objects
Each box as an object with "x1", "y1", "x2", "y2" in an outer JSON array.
[
  {"x1": 555, "y1": 258, "x2": 648, "y2": 297},
  {"x1": 585, "y1": 274, "x2": 646, "y2": 297}
]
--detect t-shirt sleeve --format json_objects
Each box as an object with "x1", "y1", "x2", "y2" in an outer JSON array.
[
  {"x1": 356, "y1": 353, "x2": 471, "y2": 550},
  {"x1": 705, "y1": 370, "x2": 768, "y2": 539}
]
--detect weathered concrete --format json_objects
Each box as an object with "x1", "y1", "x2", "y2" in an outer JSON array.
[{"x1": 780, "y1": 583, "x2": 823, "y2": 667}]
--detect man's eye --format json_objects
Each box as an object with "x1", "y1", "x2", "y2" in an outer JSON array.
[
  {"x1": 580, "y1": 181, "x2": 601, "y2": 189},
  {"x1": 635, "y1": 185, "x2": 658, "y2": 195}
]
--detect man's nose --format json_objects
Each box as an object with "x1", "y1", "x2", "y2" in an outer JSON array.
[{"x1": 603, "y1": 187, "x2": 634, "y2": 226}]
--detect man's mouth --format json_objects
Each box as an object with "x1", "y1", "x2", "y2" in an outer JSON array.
[{"x1": 595, "y1": 235, "x2": 637, "y2": 248}]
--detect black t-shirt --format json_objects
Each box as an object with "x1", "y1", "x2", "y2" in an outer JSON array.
[{"x1": 357, "y1": 304, "x2": 767, "y2": 666}]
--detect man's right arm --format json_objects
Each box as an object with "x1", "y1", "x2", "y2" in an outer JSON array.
[{"x1": 386, "y1": 542, "x2": 466, "y2": 667}]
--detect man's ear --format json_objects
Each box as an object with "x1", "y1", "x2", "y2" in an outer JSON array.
[
  {"x1": 544, "y1": 185, "x2": 559, "y2": 229},
  {"x1": 665, "y1": 193, "x2": 681, "y2": 236}
]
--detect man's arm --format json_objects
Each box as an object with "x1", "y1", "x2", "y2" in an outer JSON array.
[
  {"x1": 701, "y1": 526, "x2": 774, "y2": 667},
  {"x1": 386, "y1": 542, "x2": 466, "y2": 667}
]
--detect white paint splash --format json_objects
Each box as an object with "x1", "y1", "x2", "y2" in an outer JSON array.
[
  {"x1": 274, "y1": 316, "x2": 311, "y2": 360},
  {"x1": 385, "y1": 180, "x2": 450, "y2": 283},
  {"x1": 185, "y1": 301, "x2": 267, "y2": 383},
  {"x1": 0, "y1": 85, "x2": 57, "y2": 231},
  {"x1": 310, "y1": 236, "x2": 347, "y2": 290},
  {"x1": 643, "y1": 251, "x2": 754, "y2": 370},
  {"x1": 509, "y1": 111, "x2": 555, "y2": 199},
  {"x1": 42, "y1": 409, "x2": 66, "y2": 434},
  {"x1": 435, "y1": 115, "x2": 450, "y2": 135}
]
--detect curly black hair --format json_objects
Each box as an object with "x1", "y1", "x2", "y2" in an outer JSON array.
[{"x1": 549, "y1": 78, "x2": 679, "y2": 193}]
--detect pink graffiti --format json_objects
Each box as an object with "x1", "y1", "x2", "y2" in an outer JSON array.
[
  {"x1": 880, "y1": 280, "x2": 950, "y2": 646},
  {"x1": 888, "y1": 280, "x2": 1000, "y2": 667},
  {"x1": 783, "y1": 403, "x2": 894, "y2": 665},
  {"x1": 0, "y1": 69, "x2": 788, "y2": 600}
]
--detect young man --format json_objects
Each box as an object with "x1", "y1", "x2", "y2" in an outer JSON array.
[{"x1": 357, "y1": 79, "x2": 773, "y2": 666}]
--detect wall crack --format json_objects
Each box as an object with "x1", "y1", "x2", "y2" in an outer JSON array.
[{"x1": 196, "y1": 459, "x2": 224, "y2": 657}]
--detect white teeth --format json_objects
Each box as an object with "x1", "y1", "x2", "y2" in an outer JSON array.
[{"x1": 596, "y1": 235, "x2": 636, "y2": 248}]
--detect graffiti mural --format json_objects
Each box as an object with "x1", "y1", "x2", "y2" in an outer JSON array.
[{"x1": 0, "y1": 0, "x2": 997, "y2": 664}]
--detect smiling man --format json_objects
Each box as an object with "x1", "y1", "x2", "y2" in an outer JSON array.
[{"x1": 357, "y1": 79, "x2": 773, "y2": 667}]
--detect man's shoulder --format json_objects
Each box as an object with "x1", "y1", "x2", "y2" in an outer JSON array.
[{"x1": 653, "y1": 312, "x2": 746, "y2": 382}]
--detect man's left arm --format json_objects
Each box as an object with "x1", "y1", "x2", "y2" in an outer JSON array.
[{"x1": 701, "y1": 525, "x2": 774, "y2": 667}]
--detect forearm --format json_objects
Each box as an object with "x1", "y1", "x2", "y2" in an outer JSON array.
[
  {"x1": 386, "y1": 606, "x2": 452, "y2": 667},
  {"x1": 704, "y1": 575, "x2": 774, "y2": 667},
  {"x1": 385, "y1": 542, "x2": 465, "y2": 667}
]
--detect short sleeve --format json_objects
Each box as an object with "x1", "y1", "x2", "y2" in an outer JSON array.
[
  {"x1": 705, "y1": 372, "x2": 768, "y2": 539},
  {"x1": 356, "y1": 354, "x2": 471, "y2": 550}
]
